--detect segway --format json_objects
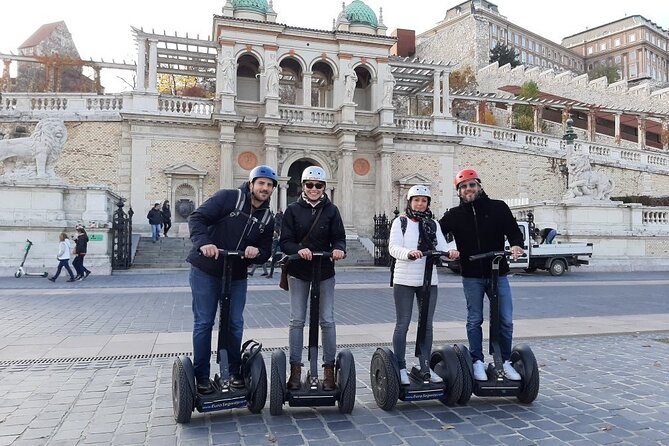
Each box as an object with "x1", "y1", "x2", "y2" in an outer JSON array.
[
  {"x1": 455, "y1": 251, "x2": 539, "y2": 404},
  {"x1": 370, "y1": 250, "x2": 463, "y2": 411},
  {"x1": 172, "y1": 250, "x2": 267, "y2": 423},
  {"x1": 270, "y1": 252, "x2": 356, "y2": 415},
  {"x1": 14, "y1": 239, "x2": 48, "y2": 278}
]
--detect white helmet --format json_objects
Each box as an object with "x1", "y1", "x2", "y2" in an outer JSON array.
[
  {"x1": 301, "y1": 166, "x2": 327, "y2": 183},
  {"x1": 407, "y1": 184, "x2": 431, "y2": 200}
]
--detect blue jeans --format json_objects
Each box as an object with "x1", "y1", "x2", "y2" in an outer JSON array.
[
  {"x1": 151, "y1": 224, "x2": 161, "y2": 241},
  {"x1": 544, "y1": 229, "x2": 557, "y2": 244},
  {"x1": 53, "y1": 259, "x2": 75, "y2": 280},
  {"x1": 190, "y1": 266, "x2": 247, "y2": 380},
  {"x1": 462, "y1": 276, "x2": 514, "y2": 362},
  {"x1": 288, "y1": 276, "x2": 336, "y2": 366}
]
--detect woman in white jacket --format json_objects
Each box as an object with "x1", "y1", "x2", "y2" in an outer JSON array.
[
  {"x1": 48, "y1": 232, "x2": 76, "y2": 282},
  {"x1": 388, "y1": 185, "x2": 459, "y2": 385}
]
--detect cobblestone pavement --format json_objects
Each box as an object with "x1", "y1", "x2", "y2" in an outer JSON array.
[{"x1": 0, "y1": 334, "x2": 668, "y2": 445}]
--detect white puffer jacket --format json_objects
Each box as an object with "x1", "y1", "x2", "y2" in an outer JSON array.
[
  {"x1": 389, "y1": 217, "x2": 454, "y2": 287},
  {"x1": 57, "y1": 239, "x2": 73, "y2": 260}
]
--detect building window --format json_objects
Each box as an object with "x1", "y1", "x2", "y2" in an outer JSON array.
[
  {"x1": 528, "y1": 54, "x2": 534, "y2": 64},
  {"x1": 528, "y1": 41, "x2": 534, "y2": 51},
  {"x1": 614, "y1": 38, "x2": 621, "y2": 47},
  {"x1": 521, "y1": 51, "x2": 526, "y2": 62},
  {"x1": 615, "y1": 55, "x2": 621, "y2": 64},
  {"x1": 587, "y1": 47, "x2": 593, "y2": 55},
  {"x1": 521, "y1": 36, "x2": 526, "y2": 47},
  {"x1": 491, "y1": 39, "x2": 497, "y2": 49},
  {"x1": 629, "y1": 50, "x2": 636, "y2": 61},
  {"x1": 492, "y1": 23, "x2": 497, "y2": 34},
  {"x1": 629, "y1": 33, "x2": 636, "y2": 43},
  {"x1": 514, "y1": 33, "x2": 519, "y2": 45},
  {"x1": 600, "y1": 43, "x2": 606, "y2": 51},
  {"x1": 629, "y1": 64, "x2": 637, "y2": 77}
]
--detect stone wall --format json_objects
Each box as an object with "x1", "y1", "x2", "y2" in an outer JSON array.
[{"x1": 416, "y1": 15, "x2": 478, "y2": 70}]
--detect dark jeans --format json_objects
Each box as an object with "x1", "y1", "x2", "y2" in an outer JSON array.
[
  {"x1": 53, "y1": 259, "x2": 75, "y2": 280},
  {"x1": 163, "y1": 220, "x2": 172, "y2": 236},
  {"x1": 190, "y1": 266, "x2": 247, "y2": 381},
  {"x1": 72, "y1": 254, "x2": 90, "y2": 276}
]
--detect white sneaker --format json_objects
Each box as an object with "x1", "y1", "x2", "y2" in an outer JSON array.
[
  {"x1": 473, "y1": 360, "x2": 488, "y2": 381},
  {"x1": 429, "y1": 369, "x2": 443, "y2": 383},
  {"x1": 399, "y1": 368, "x2": 410, "y2": 385},
  {"x1": 503, "y1": 360, "x2": 521, "y2": 381}
]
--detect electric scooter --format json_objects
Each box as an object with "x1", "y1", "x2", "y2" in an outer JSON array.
[
  {"x1": 270, "y1": 252, "x2": 356, "y2": 415},
  {"x1": 370, "y1": 250, "x2": 463, "y2": 411},
  {"x1": 172, "y1": 250, "x2": 267, "y2": 423},
  {"x1": 14, "y1": 239, "x2": 48, "y2": 278},
  {"x1": 455, "y1": 251, "x2": 540, "y2": 404}
]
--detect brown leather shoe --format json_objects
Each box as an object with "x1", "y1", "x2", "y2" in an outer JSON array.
[
  {"x1": 322, "y1": 365, "x2": 335, "y2": 391},
  {"x1": 287, "y1": 363, "x2": 302, "y2": 390}
]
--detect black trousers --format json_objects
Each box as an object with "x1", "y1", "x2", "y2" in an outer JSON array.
[
  {"x1": 72, "y1": 254, "x2": 90, "y2": 276},
  {"x1": 163, "y1": 220, "x2": 172, "y2": 236}
]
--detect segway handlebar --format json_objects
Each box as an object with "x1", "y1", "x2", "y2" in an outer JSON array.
[
  {"x1": 282, "y1": 251, "x2": 333, "y2": 262},
  {"x1": 420, "y1": 250, "x2": 449, "y2": 258},
  {"x1": 197, "y1": 248, "x2": 246, "y2": 257},
  {"x1": 468, "y1": 250, "x2": 508, "y2": 261}
]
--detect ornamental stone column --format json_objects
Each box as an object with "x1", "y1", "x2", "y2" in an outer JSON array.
[
  {"x1": 1, "y1": 59, "x2": 11, "y2": 92},
  {"x1": 278, "y1": 180, "x2": 288, "y2": 211},
  {"x1": 637, "y1": 115, "x2": 646, "y2": 150},
  {"x1": 336, "y1": 131, "x2": 357, "y2": 238},
  {"x1": 614, "y1": 112, "x2": 622, "y2": 145},
  {"x1": 375, "y1": 134, "x2": 394, "y2": 214},
  {"x1": 147, "y1": 38, "x2": 158, "y2": 93},
  {"x1": 533, "y1": 105, "x2": 543, "y2": 133},
  {"x1": 135, "y1": 37, "x2": 147, "y2": 92},
  {"x1": 432, "y1": 69, "x2": 442, "y2": 116},
  {"x1": 302, "y1": 71, "x2": 312, "y2": 107},
  {"x1": 219, "y1": 124, "x2": 235, "y2": 189},
  {"x1": 442, "y1": 70, "x2": 451, "y2": 117}
]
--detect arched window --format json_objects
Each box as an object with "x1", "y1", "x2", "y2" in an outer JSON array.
[
  {"x1": 311, "y1": 61, "x2": 334, "y2": 108},
  {"x1": 236, "y1": 54, "x2": 260, "y2": 101},
  {"x1": 279, "y1": 58, "x2": 303, "y2": 105},
  {"x1": 353, "y1": 66, "x2": 373, "y2": 111}
]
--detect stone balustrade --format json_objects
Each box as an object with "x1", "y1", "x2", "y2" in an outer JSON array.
[
  {"x1": 456, "y1": 120, "x2": 669, "y2": 175},
  {"x1": 278, "y1": 105, "x2": 336, "y2": 126},
  {"x1": 157, "y1": 96, "x2": 215, "y2": 116},
  {"x1": 642, "y1": 209, "x2": 669, "y2": 225},
  {"x1": 395, "y1": 116, "x2": 433, "y2": 133},
  {"x1": 1, "y1": 93, "x2": 125, "y2": 116}
]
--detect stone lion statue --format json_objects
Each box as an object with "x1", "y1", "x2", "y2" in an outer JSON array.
[
  {"x1": 565, "y1": 152, "x2": 615, "y2": 200},
  {"x1": 0, "y1": 118, "x2": 67, "y2": 178}
]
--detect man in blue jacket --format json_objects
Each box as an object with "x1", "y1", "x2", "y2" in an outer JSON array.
[
  {"x1": 187, "y1": 165, "x2": 277, "y2": 394},
  {"x1": 439, "y1": 168, "x2": 524, "y2": 382}
]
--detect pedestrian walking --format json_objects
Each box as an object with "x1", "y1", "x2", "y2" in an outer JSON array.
[
  {"x1": 162, "y1": 200, "x2": 172, "y2": 237},
  {"x1": 72, "y1": 226, "x2": 92, "y2": 280},
  {"x1": 48, "y1": 232, "x2": 76, "y2": 283},
  {"x1": 147, "y1": 201, "x2": 164, "y2": 242}
]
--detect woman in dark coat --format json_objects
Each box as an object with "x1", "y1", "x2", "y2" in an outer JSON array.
[{"x1": 162, "y1": 200, "x2": 172, "y2": 237}]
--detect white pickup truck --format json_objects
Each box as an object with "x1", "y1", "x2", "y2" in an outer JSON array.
[{"x1": 446, "y1": 221, "x2": 593, "y2": 276}]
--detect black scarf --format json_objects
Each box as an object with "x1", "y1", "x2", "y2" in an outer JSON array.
[{"x1": 405, "y1": 206, "x2": 438, "y2": 251}]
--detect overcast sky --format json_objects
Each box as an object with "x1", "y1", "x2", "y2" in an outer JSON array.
[{"x1": 1, "y1": 0, "x2": 667, "y2": 92}]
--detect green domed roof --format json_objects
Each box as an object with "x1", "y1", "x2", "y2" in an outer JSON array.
[
  {"x1": 232, "y1": 0, "x2": 269, "y2": 13},
  {"x1": 344, "y1": 0, "x2": 378, "y2": 27}
]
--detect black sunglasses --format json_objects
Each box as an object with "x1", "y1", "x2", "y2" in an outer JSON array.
[
  {"x1": 458, "y1": 181, "x2": 479, "y2": 191},
  {"x1": 304, "y1": 182, "x2": 325, "y2": 190}
]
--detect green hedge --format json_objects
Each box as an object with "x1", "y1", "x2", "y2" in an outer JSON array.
[{"x1": 611, "y1": 195, "x2": 669, "y2": 206}]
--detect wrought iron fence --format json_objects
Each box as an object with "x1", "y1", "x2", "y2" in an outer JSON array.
[
  {"x1": 111, "y1": 199, "x2": 134, "y2": 270},
  {"x1": 372, "y1": 209, "x2": 399, "y2": 266}
]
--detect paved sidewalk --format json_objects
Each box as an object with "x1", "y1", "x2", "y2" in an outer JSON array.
[{"x1": 0, "y1": 270, "x2": 668, "y2": 445}]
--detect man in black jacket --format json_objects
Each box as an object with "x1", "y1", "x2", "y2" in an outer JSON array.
[
  {"x1": 147, "y1": 202, "x2": 163, "y2": 242},
  {"x1": 280, "y1": 166, "x2": 346, "y2": 391},
  {"x1": 439, "y1": 168, "x2": 524, "y2": 382},
  {"x1": 186, "y1": 165, "x2": 277, "y2": 394}
]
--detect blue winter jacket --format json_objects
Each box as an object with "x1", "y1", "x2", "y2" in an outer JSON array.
[{"x1": 186, "y1": 183, "x2": 274, "y2": 279}]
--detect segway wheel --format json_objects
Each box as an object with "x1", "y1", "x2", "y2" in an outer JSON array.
[
  {"x1": 370, "y1": 349, "x2": 398, "y2": 411},
  {"x1": 172, "y1": 358, "x2": 194, "y2": 423},
  {"x1": 511, "y1": 344, "x2": 540, "y2": 404},
  {"x1": 430, "y1": 346, "x2": 464, "y2": 406},
  {"x1": 453, "y1": 344, "x2": 473, "y2": 405},
  {"x1": 269, "y1": 350, "x2": 286, "y2": 416},
  {"x1": 246, "y1": 353, "x2": 267, "y2": 414},
  {"x1": 336, "y1": 349, "x2": 356, "y2": 414}
]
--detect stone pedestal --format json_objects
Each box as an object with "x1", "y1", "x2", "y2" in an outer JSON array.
[
  {"x1": 515, "y1": 200, "x2": 669, "y2": 271},
  {"x1": 0, "y1": 183, "x2": 121, "y2": 276},
  {"x1": 340, "y1": 103, "x2": 356, "y2": 124}
]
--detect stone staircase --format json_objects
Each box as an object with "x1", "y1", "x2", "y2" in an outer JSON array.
[
  {"x1": 132, "y1": 237, "x2": 190, "y2": 269},
  {"x1": 337, "y1": 239, "x2": 375, "y2": 267}
]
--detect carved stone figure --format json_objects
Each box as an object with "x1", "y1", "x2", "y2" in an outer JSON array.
[
  {"x1": 564, "y1": 151, "x2": 615, "y2": 200},
  {"x1": 383, "y1": 70, "x2": 395, "y2": 107},
  {"x1": 0, "y1": 118, "x2": 67, "y2": 178},
  {"x1": 218, "y1": 48, "x2": 236, "y2": 94},
  {"x1": 344, "y1": 65, "x2": 358, "y2": 103},
  {"x1": 265, "y1": 59, "x2": 280, "y2": 98}
]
